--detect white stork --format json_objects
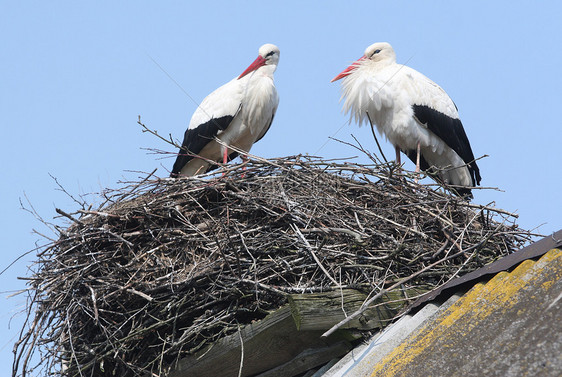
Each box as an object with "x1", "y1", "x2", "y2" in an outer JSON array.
[
  {"x1": 332, "y1": 42, "x2": 481, "y2": 197},
  {"x1": 171, "y1": 43, "x2": 280, "y2": 177}
]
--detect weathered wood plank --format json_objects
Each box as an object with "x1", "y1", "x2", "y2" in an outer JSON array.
[
  {"x1": 169, "y1": 306, "x2": 343, "y2": 377},
  {"x1": 169, "y1": 288, "x2": 425, "y2": 376},
  {"x1": 254, "y1": 341, "x2": 352, "y2": 377},
  {"x1": 288, "y1": 287, "x2": 426, "y2": 331}
]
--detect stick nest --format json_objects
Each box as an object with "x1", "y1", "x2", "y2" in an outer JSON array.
[{"x1": 14, "y1": 155, "x2": 533, "y2": 377}]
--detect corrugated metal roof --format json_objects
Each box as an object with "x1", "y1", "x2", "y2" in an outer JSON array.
[{"x1": 365, "y1": 248, "x2": 562, "y2": 377}]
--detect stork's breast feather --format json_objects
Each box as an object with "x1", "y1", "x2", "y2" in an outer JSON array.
[
  {"x1": 243, "y1": 77, "x2": 278, "y2": 137},
  {"x1": 341, "y1": 72, "x2": 394, "y2": 126}
]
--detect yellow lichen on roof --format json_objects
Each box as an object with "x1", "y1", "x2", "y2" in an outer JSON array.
[{"x1": 369, "y1": 248, "x2": 562, "y2": 377}]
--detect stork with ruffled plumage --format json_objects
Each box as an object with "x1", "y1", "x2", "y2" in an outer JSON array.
[{"x1": 332, "y1": 42, "x2": 481, "y2": 197}]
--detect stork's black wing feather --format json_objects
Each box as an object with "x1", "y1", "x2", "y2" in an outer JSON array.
[
  {"x1": 412, "y1": 105, "x2": 481, "y2": 186},
  {"x1": 170, "y1": 115, "x2": 234, "y2": 177}
]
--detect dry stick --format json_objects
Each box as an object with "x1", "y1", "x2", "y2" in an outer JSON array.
[
  {"x1": 78, "y1": 209, "x2": 121, "y2": 219},
  {"x1": 238, "y1": 279, "x2": 286, "y2": 296},
  {"x1": 414, "y1": 203, "x2": 456, "y2": 229},
  {"x1": 350, "y1": 134, "x2": 382, "y2": 166},
  {"x1": 366, "y1": 210, "x2": 428, "y2": 239},
  {"x1": 466, "y1": 202, "x2": 520, "y2": 219},
  {"x1": 138, "y1": 116, "x2": 180, "y2": 149},
  {"x1": 238, "y1": 233, "x2": 259, "y2": 301},
  {"x1": 66, "y1": 311, "x2": 85, "y2": 377},
  {"x1": 49, "y1": 173, "x2": 87, "y2": 208},
  {"x1": 55, "y1": 208, "x2": 84, "y2": 226},
  {"x1": 366, "y1": 111, "x2": 388, "y2": 164},
  {"x1": 126, "y1": 288, "x2": 154, "y2": 302},
  {"x1": 2, "y1": 246, "x2": 41, "y2": 277},
  {"x1": 86, "y1": 284, "x2": 99, "y2": 323},
  {"x1": 300, "y1": 227, "x2": 365, "y2": 243},
  {"x1": 98, "y1": 227, "x2": 135, "y2": 247},
  {"x1": 237, "y1": 324, "x2": 245, "y2": 377},
  {"x1": 158, "y1": 337, "x2": 167, "y2": 376},
  {"x1": 12, "y1": 306, "x2": 39, "y2": 377},
  {"x1": 292, "y1": 225, "x2": 340, "y2": 287},
  {"x1": 117, "y1": 168, "x2": 158, "y2": 201}
]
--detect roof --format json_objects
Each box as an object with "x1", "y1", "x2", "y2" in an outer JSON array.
[{"x1": 322, "y1": 231, "x2": 562, "y2": 377}]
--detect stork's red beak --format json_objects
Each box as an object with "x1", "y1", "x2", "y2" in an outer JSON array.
[
  {"x1": 331, "y1": 56, "x2": 366, "y2": 82},
  {"x1": 238, "y1": 55, "x2": 267, "y2": 79}
]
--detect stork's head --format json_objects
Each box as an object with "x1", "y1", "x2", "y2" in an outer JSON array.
[
  {"x1": 363, "y1": 42, "x2": 396, "y2": 64},
  {"x1": 331, "y1": 42, "x2": 396, "y2": 82},
  {"x1": 238, "y1": 43, "x2": 280, "y2": 79}
]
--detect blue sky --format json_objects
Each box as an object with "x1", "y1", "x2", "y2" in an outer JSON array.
[{"x1": 2, "y1": 1, "x2": 561, "y2": 375}]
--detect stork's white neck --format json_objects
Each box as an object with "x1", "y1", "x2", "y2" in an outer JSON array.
[{"x1": 259, "y1": 64, "x2": 277, "y2": 79}]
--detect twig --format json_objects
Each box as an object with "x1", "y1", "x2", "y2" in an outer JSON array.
[
  {"x1": 237, "y1": 324, "x2": 244, "y2": 377},
  {"x1": 292, "y1": 225, "x2": 340, "y2": 287},
  {"x1": 55, "y1": 208, "x2": 84, "y2": 226},
  {"x1": 138, "y1": 116, "x2": 180, "y2": 149},
  {"x1": 126, "y1": 288, "x2": 154, "y2": 302},
  {"x1": 366, "y1": 111, "x2": 388, "y2": 164},
  {"x1": 300, "y1": 227, "x2": 365, "y2": 243}
]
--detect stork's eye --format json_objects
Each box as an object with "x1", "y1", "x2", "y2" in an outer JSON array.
[
  {"x1": 372, "y1": 49, "x2": 381, "y2": 56},
  {"x1": 265, "y1": 51, "x2": 275, "y2": 58}
]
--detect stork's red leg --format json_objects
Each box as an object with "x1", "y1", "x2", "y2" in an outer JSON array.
[
  {"x1": 240, "y1": 155, "x2": 248, "y2": 178},
  {"x1": 414, "y1": 141, "x2": 421, "y2": 183},
  {"x1": 415, "y1": 141, "x2": 421, "y2": 173},
  {"x1": 219, "y1": 148, "x2": 229, "y2": 178},
  {"x1": 395, "y1": 146, "x2": 401, "y2": 166}
]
